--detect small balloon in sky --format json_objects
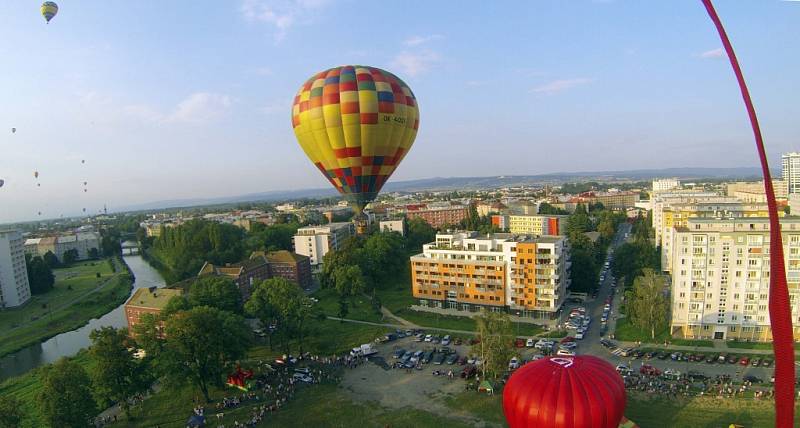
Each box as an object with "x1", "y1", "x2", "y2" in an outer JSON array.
[
  {"x1": 0, "y1": 179, "x2": 4, "y2": 188},
  {"x1": 34, "y1": 171, "x2": 39, "y2": 179},
  {"x1": 11, "y1": 128, "x2": 16, "y2": 134},
  {"x1": 81, "y1": 160, "x2": 85, "y2": 164},
  {"x1": 41, "y1": 2, "x2": 58, "y2": 23}
]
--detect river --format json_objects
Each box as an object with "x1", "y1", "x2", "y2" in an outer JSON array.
[{"x1": 0, "y1": 255, "x2": 166, "y2": 382}]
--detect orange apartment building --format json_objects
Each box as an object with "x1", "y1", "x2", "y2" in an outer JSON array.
[
  {"x1": 410, "y1": 231, "x2": 569, "y2": 319},
  {"x1": 405, "y1": 205, "x2": 470, "y2": 229}
]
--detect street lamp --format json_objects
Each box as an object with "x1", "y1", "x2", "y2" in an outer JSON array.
[{"x1": 516, "y1": 311, "x2": 521, "y2": 336}]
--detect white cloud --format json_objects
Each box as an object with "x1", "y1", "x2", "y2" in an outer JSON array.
[
  {"x1": 532, "y1": 78, "x2": 595, "y2": 94},
  {"x1": 240, "y1": 0, "x2": 331, "y2": 42},
  {"x1": 699, "y1": 47, "x2": 725, "y2": 59},
  {"x1": 167, "y1": 93, "x2": 232, "y2": 124},
  {"x1": 403, "y1": 34, "x2": 443, "y2": 47},
  {"x1": 390, "y1": 50, "x2": 440, "y2": 77}
]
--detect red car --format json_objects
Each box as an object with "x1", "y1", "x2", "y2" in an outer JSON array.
[
  {"x1": 639, "y1": 365, "x2": 661, "y2": 376},
  {"x1": 739, "y1": 357, "x2": 750, "y2": 366},
  {"x1": 560, "y1": 336, "x2": 576, "y2": 344},
  {"x1": 515, "y1": 338, "x2": 526, "y2": 348}
]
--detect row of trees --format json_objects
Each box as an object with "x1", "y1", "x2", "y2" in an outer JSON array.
[{"x1": 566, "y1": 204, "x2": 627, "y2": 293}]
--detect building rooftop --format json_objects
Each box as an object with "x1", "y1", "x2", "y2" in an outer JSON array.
[{"x1": 126, "y1": 287, "x2": 182, "y2": 309}]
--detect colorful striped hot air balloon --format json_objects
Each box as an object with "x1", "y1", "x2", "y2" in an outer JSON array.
[
  {"x1": 41, "y1": 2, "x2": 58, "y2": 23},
  {"x1": 291, "y1": 65, "x2": 419, "y2": 215}
]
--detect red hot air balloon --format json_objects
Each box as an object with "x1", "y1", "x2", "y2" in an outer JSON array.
[{"x1": 503, "y1": 355, "x2": 626, "y2": 428}]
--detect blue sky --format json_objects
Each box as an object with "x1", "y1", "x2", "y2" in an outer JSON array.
[{"x1": 0, "y1": 1, "x2": 798, "y2": 223}]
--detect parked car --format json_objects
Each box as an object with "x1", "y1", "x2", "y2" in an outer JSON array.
[
  {"x1": 526, "y1": 338, "x2": 536, "y2": 347},
  {"x1": 560, "y1": 336, "x2": 576, "y2": 344},
  {"x1": 687, "y1": 371, "x2": 707, "y2": 381},
  {"x1": 508, "y1": 357, "x2": 520, "y2": 370},
  {"x1": 718, "y1": 353, "x2": 727, "y2": 363},
  {"x1": 457, "y1": 356, "x2": 466, "y2": 365},
  {"x1": 556, "y1": 348, "x2": 575, "y2": 356},
  {"x1": 739, "y1": 357, "x2": 750, "y2": 366},
  {"x1": 639, "y1": 365, "x2": 661, "y2": 376},
  {"x1": 762, "y1": 358, "x2": 773, "y2": 367},
  {"x1": 431, "y1": 335, "x2": 441, "y2": 344},
  {"x1": 515, "y1": 338, "x2": 526, "y2": 348},
  {"x1": 559, "y1": 342, "x2": 577, "y2": 350},
  {"x1": 751, "y1": 358, "x2": 761, "y2": 367},
  {"x1": 656, "y1": 351, "x2": 669, "y2": 360},
  {"x1": 727, "y1": 355, "x2": 739, "y2": 364},
  {"x1": 392, "y1": 349, "x2": 406, "y2": 359},
  {"x1": 421, "y1": 351, "x2": 433, "y2": 364},
  {"x1": 442, "y1": 335, "x2": 451, "y2": 346},
  {"x1": 535, "y1": 339, "x2": 555, "y2": 350},
  {"x1": 424, "y1": 334, "x2": 433, "y2": 342},
  {"x1": 292, "y1": 373, "x2": 313, "y2": 383},
  {"x1": 705, "y1": 354, "x2": 716, "y2": 364},
  {"x1": 414, "y1": 334, "x2": 424, "y2": 342},
  {"x1": 575, "y1": 331, "x2": 585, "y2": 340},
  {"x1": 663, "y1": 369, "x2": 681, "y2": 380},
  {"x1": 432, "y1": 353, "x2": 446, "y2": 365},
  {"x1": 670, "y1": 352, "x2": 682, "y2": 361},
  {"x1": 446, "y1": 354, "x2": 459, "y2": 365},
  {"x1": 632, "y1": 349, "x2": 645, "y2": 359},
  {"x1": 744, "y1": 374, "x2": 763, "y2": 384},
  {"x1": 454, "y1": 337, "x2": 463, "y2": 346},
  {"x1": 615, "y1": 363, "x2": 628, "y2": 373}
]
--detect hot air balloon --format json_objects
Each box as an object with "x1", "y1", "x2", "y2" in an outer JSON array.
[
  {"x1": 0, "y1": 179, "x2": 4, "y2": 188},
  {"x1": 11, "y1": 128, "x2": 16, "y2": 134},
  {"x1": 34, "y1": 171, "x2": 39, "y2": 179},
  {"x1": 83, "y1": 181, "x2": 87, "y2": 186},
  {"x1": 81, "y1": 159, "x2": 85, "y2": 164},
  {"x1": 503, "y1": 356, "x2": 626, "y2": 428},
  {"x1": 291, "y1": 65, "x2": 419, "y2": 216},
  {"x1": 41, "y1": 2, "x2": 58, "y2": 23}
]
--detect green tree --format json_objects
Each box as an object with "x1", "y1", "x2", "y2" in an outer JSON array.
[
  {"x1": 188, "y1": 276, "x2": 242, "y2": 313},
  {"x1": 245, "y1": 278, "x2": 316, "y2": 354},
  {"x1": 159, "y1": 307, "x2": 251, "y2": 402},
  {"x1": 132, "y1": 313, "x2": 166, "y2": 359},
  {"x1": 566, "y1": 204, "x2": 591, "y2": 236},
  {"x1": 406, "y1": 217, "x2": 436, "y2": 250},
  {"x1": 362, "y1": 231, "x2": 405, "y2": 283},
  {"x1": 472, "y1": 311, "x2": 515, "y2": 381},
  {"x1": 538, "y1": 202, "x2": 568, "y2": 215},
  {"x1": 333, "y1": 265, "x2": 366, "y2": 298},
  {"x1": 38, "y1": 358, "x2": 98, "y2": 428},
  {"x1": 337, "y1": 296, "x2": 349, "y2": 321},
  {"x1": 626, "y1": 269, "x2": 668, "y2": 339},
  {"x1": 0, "y1": 395, "x2": 24, "y2": 428},
  {"x1": 25, "y1": 254, "x2": 55, "y2": 294},
  {"x1": 569, "y1": 250, "x2": 597, "y2": 293},
  {"x1": 62, "y1": 248, "x2": 79, "y2": 265},
  {"x1": 43, "y1": 250, "x2": 60, "y2": 269},
  {"x1": 89, "y1": 327, "x2": 149, "y2": 418}
]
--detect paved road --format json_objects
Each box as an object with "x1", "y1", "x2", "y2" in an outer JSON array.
[{"x1": 564, "y1": 223, "x2": 777, "y2": 383}]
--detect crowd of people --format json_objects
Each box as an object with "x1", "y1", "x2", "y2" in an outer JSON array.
[{"x1": 624, "y1": 372, "x2": 776, "y2": 401}]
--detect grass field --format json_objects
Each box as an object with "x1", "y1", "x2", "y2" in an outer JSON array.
[
  {"x1": 312, "y1": 287, "x2": 383, "y2": 323},
  {"x1": 613, "y1": 317, "x2": 671, "y2": 343},
  {"x1": 442, "y1": 386, "x2": 796, "y2": 428},
  {"x1": 0, "y1": 351, "x2": 96, "y2": 428},
  {"x1": 0, "y1": 258, "x2": 132, "y2": 357}
]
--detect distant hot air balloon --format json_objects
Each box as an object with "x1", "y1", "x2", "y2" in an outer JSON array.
[
  {"x1": 84, "y1": 189, "x2": 87, "y2": 192},
  {"x1": 38, "y1": 211, "x2": 42, "y2": 216},
  {"x1": 11, "y1": 128, "x2": 16, "y2": 134},
  {"x1": 83, "y1": 181, "x2": 87, "y2": 186},
  {"x1": 503, "y1": 356, "x2": 626, "y2": 428},
  {"x1": 0, "y1": 179, "x2": 4, "y2": 188},
  {"x1": 34, "y1": 171, "x2": 39, "y2": 179},
  {"x1": 37, "y1": 183, "x2": 41, "y2": 187},
  {"x1": 81, "y1": 160, "x2": 85, "y2": 164},
  {"x1": 291, "y1": 65, "x2": 419, "y2": 215},
  {"x1": 82, "y1": 208, "x2": 86, "y2": 212},
  {"x1": 41, "y1": 2, "x2": 58, "y2": 23}
]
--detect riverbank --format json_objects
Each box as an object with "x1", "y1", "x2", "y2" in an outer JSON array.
[{"x1": 0, "y1": 258, "x2": 133, "y2": 358}]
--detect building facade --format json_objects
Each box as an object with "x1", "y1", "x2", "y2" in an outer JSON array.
[
  {"x1": 0, "y1": 230, "x2": 32, "y2": 308},
  {"x1": 405, "y1": 205, "x2": 470, "y2": 229},
  {"x1": 198, "y1": 257, "x2": 271, "y2": 300},
  {"x1": 293, "y1": 222, "x2": 355, "y2": 266},
  {"x1": 250, "y1": 250, "x2": 313, "y2": 289},
  {"x1": 652, "y1": 178, "x2": 681, "y2": 193},
  {"x1": 24, "y1": 232, "x2": 100, "y2": 262},
  {"x1": 491, "y1": 214, "x2": 568, "y2": 236},
  {"x1": 124, "y1": 287, "x2": 183, "y2": 336},
  {"x1": 570, "y1": 191, "x2": 640, "y2": 210},
  {"x1": 670, "y1": 217, "x2": 800, "y2": 341},
  {"x1": 379, "y1": 219, "x2": 406, "y2": 236},
  {"x1": 409, "y1": 231, "x2": 569, "y2": 319},
  {"x1": 783, "y1": 152, "x2": 800, "y2": 195}
]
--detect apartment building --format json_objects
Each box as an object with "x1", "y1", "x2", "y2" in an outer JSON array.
[
  {"x1": 24, "y1": 232, "x2": 100, "y2": 262},
  {"x1": 652, "y1": 178, "x2": 681, "y2": 193},
  {"x1": 379, "y1": 219, "x2": 406, "y2": 236},
  {"x1": 0, "y1": 230, "x2": 32, "y2": 308},
  {"x1": 405, "y1": 205, "x2": 470, "y2": 229},
  {"x1": 250, "y1": 250, "x2": 313, "y2": 289},
  {"x1": 491, "y1": 214, "x2": 568, "y2": 236},
  {"x1": 410, "y1": 231, "x2": 569, "y2": 319},
  {"x1": 651, "y1": 194, "x2": 773, "y2": 272},
  {"x1": 782, "y1": 152, "x2": 800, "y2": 195},
  {"x1": 293, "y1": 222, "x2": 355, "y2": 266},
  {"x1": 198, "y1": 257, "x2": 271, "y2": 300},
  {"x1": 569, "y1": 191, "x2": 640, "y2": 210},
  {"x1": 670, "y1": 217, "x2": 800, "y2": 341}
]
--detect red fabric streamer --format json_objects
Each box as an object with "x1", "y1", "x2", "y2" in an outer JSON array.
[{"x1": 701, "y1": 1, "x2": 795, "y2": 426}]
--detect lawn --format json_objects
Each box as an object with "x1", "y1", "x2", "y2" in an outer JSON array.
[
  {"x1": 613, "y1": 317, "x2": 671, "y2": 344},
  {"x1": 248, "y1": 319, "x2": 391, "y2": 358},
  {"x1": 312, "y1": 287, "x2": 383, "y2": 323},
  {"x1": 441, "y1": 388, "x2": 796, "y2": 428},
  {"x1": 0, "y1": 258, "x2": 131, "y2": 357},
  {"x1": 0, "y1": 350, "x2": 95, "y2": 428}
]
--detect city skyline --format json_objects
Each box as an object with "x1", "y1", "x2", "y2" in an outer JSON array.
[{"x1": 1, "y1": 1, "x2": 799, "y2": 223}]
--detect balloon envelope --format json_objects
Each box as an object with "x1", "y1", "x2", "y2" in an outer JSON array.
[
  {"x1": 41, "y1": 1, "x2": 58, "y2": 23},
  {"x1": 503, "y1": 355, "x2": 626, "y2": 428},
  {"x1": 11, "y1": 128, "x2": 16, "y2": 133},
  {"x1": 34, "y1": 171, "x2": 39, "y2": 179},
  {"x1": 0, "y1": 179, "x2": 4, "y2": 188},
  {"x1": 291, "y1": 65, "x2": 419, "y2": 214}
]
